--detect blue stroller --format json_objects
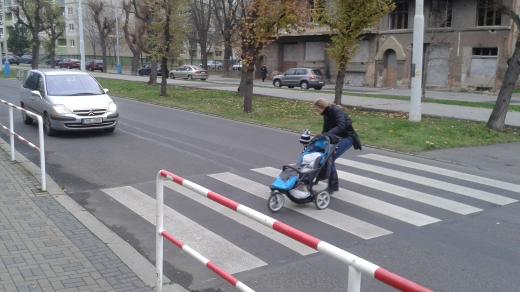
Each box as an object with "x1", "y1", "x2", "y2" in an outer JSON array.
[{"x1": 268, "y1": 134, "x2": 336, "y2": 212}]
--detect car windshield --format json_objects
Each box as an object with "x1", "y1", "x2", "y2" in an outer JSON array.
[{"x1": 46, "y1": 75, "x2": 104, "y2": 96}]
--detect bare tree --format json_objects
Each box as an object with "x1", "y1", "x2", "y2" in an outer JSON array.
[
  {"x1": 130, "y1": 0, "x2": 157, "y2": 84},
  {"x1": 42, "y1": 2, "x2": 65, "y2": 68},
  {"x1": 190, "y1": 0, "x2": 213, "y2": 69},
  {"x1": 12, "y1": 0, "x2": 48, "y2": 69},
  {"x1": 88, "y1": 0, "x2": 115, "y2": 72},
  {"x1": 488, "y1": 4, "x2": 519, "y2": 131},
  {"x1": 122, "y1": 1, "x2": 142, "y2": 75},
  {"x1": 84, "y1": 18, "x2": 99, "y2": 57},
  {"x1": 213, "y1": 0, "x2": 240, "y2": 72},
  {"x1": 146, "y1": 0, "x2": 188, "y2": 95}
]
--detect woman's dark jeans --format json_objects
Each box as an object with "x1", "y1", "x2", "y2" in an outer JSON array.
[{"x1": 329, "y1": 136, "x2": 353, "y2": 191}]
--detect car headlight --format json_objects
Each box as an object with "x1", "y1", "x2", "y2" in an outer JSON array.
[
  {"x1": 52, "y1": 104, "x2": 72, "y2": 115},
  {"x1": 107, "y1": 102, "x2": 117, "y2": 113}
]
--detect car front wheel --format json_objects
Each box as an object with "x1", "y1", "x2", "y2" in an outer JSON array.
[
  {"x1": 273, "y1": 79, "x2": 281, "y2": 87},
  {"x1": 43, "y1": 113, "x2": 56, "y2": 136}
]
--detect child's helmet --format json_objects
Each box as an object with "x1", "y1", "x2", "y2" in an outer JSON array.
[{"x1": 299, "y1": 129, "x2": 312, "y2": 144}]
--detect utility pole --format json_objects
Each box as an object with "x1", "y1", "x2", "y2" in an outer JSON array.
[
  {"x1": 409, "y1": 0, "x2": 424, "y2": 122},
  {"x1": 1, "y1": 0, "x2": 5, "y2": 73},
  {"x1": 78, "y1": 0, "x2": 86, "y2": 71},
  {"x1": 112, "y1": 0, "x2": 121, "y2": 74}
]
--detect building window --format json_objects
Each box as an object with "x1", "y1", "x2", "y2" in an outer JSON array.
[
  {"x1": 477, "y1": 0, "x2": 501, "y2": 26},
  {"x1": 68, "y1": 7, "x2": 73, "y2": 15},
  {"x1": 389, "y1": 0, "x2": 409, "y2": 29},
  {"x1": 215, "y1": 50, "x2": 222, "y2": 57},
  {"x1": 429, "y1": 0, "x2": 452, "y2": 27},
  {"x1": 69, "y1": 23, "x2": 74, "y2": 31},
  {"x1": 57, "y1": 38, "x2": 66, "y2": 47},
  {"x1": 70, "y1": 39, "x2": 75, "y2": 47},
  {"x1": 472, "y1": 47, "x2": 498, "y2": 56}
]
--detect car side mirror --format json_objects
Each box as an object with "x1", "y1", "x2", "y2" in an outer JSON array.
[
  {"x1": 31, "y1": 90, "x2": 42, "y2": 98},
  {"x1": 103, "y1": 88, "x2": 109, "y2": 94}
]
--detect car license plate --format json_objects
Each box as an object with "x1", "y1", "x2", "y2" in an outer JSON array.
[{"x1": 83, "y1": 118, "x2": 102, "y2": 124}]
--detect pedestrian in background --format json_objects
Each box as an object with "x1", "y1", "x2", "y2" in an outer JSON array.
[{"x1": 260, "y1": 65, "x2": 268, "y2": 82}]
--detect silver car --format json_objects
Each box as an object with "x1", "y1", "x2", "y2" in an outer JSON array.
[
  {"x1": 272, "y1": 68, "x2": 325, "y2": 90},
  {"x1": 169, "y1": 65, "x2": 208, "y2": 80},
  {"x1": 19, "y1": 70, "x2": 118, "y2": 136}
]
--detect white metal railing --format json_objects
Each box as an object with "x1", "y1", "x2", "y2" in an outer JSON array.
[
  {"x1": 0, "y1": 99, "x2": 46, "y2": 191},
  {"x1": 156, "y1": 169, "x2": 433, "y2": 292}
]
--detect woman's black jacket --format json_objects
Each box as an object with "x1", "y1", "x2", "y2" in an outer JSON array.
[{"x1": 321, "y1": 105, "x2": 362, "y2": 150}]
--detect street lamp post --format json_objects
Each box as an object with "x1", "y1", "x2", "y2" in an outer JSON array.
[
  {"x1": 409, "y1": 0, "x2": 425, "y2": 122},
  {"x1": 1, "y1": 0, "x2": 10, "y2": 77},
  {"x1": 78, "y1": 0, "x2": 86, "y2": 71}
]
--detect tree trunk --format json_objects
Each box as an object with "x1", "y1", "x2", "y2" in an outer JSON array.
[
  {"x1": 100, "y1": 38, "x2": 107, "y2": 72},
  {"x1": 160, "y1": 56, "x2": 168, "y2": 96},
  {"x1": 131, "y1": 55, "x2": 139, "y2": 75},
  {"x1": 148, "y1": 59, "x2": 157, "y2": 85},
  {"x1": 334, "y1": 67, "x2": 346, "y2": 105},
  {"x1": 487, "y1": 40, "x2": 520, "y2": 131},
  {"x1": 31, "y1": 38, "x2": 40, "y2": 69},
  {"x1": 49, "y1": 46, "x2": 56, "y2": 68},
  {"x1": 241, "y1": 62, "x2": 255, "y2": 113},
  {"x1": 200, "y1": 41, "x2": 208, "y2": 69},
  {"x1": 223, "y1": 39, "x2": 233, "y2": 72}
]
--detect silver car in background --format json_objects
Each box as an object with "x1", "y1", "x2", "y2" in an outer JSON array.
[
  {"x1": 169, "y1": 65, "x2": 208, "y2": 80},
  {"x1": 272, "y1": 68, "x2": 325, "y2": 90},
  {"x1": 19, "y1": 70, "x2": 118, "y2": 136}
]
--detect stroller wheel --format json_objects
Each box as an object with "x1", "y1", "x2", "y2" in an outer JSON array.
[
  {"x1": 268, "y1": 192, "x2": 285, "y2": 212},
  {"x1": 314, "y1": 191, "x2": 330, "y2": 210}
]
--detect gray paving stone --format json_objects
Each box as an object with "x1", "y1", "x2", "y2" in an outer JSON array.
[{"x1": 0, "y1": 148, "x2": 151, "y2": 291}]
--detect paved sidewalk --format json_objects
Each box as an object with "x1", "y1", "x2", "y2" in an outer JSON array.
[{"x1": 0, "y1": 147, "x2": 152, "y2": 291}]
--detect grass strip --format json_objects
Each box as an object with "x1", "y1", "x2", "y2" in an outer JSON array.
[{"x1": 98, "y1": 78, "x2": 520, "y2": 153}]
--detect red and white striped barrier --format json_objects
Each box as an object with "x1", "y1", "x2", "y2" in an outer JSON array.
[
  {"x1": 0, "y1": 99, "x2": 46, "y2": 191},
  {"x1": 161, "y1": 230, "x2": 254, "y2": 292},
  {"x1": 156, "y1": 169, "x2": 433, "y2": 292},
  {"x1": 155, "y1": 171, "x2": 255, "y2": 292}
]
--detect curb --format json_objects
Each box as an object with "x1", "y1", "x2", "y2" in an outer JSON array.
[{"x1": 0, "y1": 139, "x2": 186, "y2": 292}]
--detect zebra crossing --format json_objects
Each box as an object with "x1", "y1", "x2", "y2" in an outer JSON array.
[{"x1": 99, "y1": 153, "x2": 520, "y2": 277}]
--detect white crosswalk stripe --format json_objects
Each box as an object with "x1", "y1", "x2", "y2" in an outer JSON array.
[
  {"x1": 360, "y1": 153, "x2": 520, "y2": 193},
  {"x1": 336, "y1": 158, "x2": 517, "y2": 205},
  {"x1": 164, "y1": 181, "x2": 316, "y2": 256},
  {"x1": 253, "y1": 167, "x2": 441, "y2": 227},
  {"x1": 209, "y1": 172, "x2": 392, "y2": 240},
  {"x1": 101, "y1": 186, "x2": 267, "y2": 274},
  {"x1": 336, "y1": 171, "x2": 482, "y2": 215}
]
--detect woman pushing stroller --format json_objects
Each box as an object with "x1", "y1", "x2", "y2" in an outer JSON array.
[
  {"x1": 267, "y1": 98, "x2": 361, "y2": 212},
  {"x1": 313, "y1": 98, "x2": 362, "y2": 194}
]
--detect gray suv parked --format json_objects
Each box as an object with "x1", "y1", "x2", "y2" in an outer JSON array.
[{"x1": 272, "y1": 68, "x2": 325, "y2": 90}]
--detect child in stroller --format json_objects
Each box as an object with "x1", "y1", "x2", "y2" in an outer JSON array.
[{"x1": 268, "y1": 131, "x2": 336, "y2": 212}]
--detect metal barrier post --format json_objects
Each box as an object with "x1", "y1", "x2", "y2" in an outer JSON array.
[
  {"x1": 347, "y1": 265, "x2": 362, "y2": 292},
  {"x1": 8, "y1": 107, "x2": 15, "y2": 161},
  {"x1": 155, "y1": 172, "x2": 164, "y2": 292},
  {"x1": 36, "y1": 116, "x2": 46, "y2": 191}
]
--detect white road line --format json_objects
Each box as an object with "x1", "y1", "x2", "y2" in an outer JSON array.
[
  {"x1": 164, "y1": 181, "x2": 316, "y2": 256},
  {"x1": 335, "y1": 171, "x2": 482, "y2": 215},
  {"x1": 360, "y1": 153, "x2": 520, "y2": 194},
  {"x1": 101, "y1": 186, "x2": 266, "y2": 274},
  {"x1": 209, "y1": 172, "x2": 392, "y2": 240},
  {"x1": 253, "y1": 167, "x2": 441, "y2": 227},
  {"x1": 337, "y1": 158, "x2": 517, "y2": 206}
]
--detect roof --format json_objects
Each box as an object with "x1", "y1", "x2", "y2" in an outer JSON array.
[{"x1": 30, "y1": 69, "x2": 91, "y2": 76}]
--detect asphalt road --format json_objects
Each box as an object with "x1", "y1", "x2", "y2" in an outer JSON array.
[{"x1": 1, "y1": 78, "x2": 519, "y2": 292}]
